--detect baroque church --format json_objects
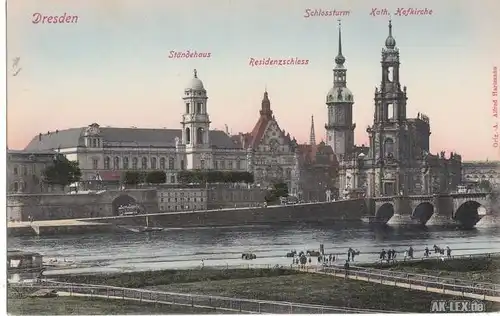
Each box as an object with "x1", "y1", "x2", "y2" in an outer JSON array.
[
  {"x1": 25, "y1": 69, "x2": 300, "y2": 195},
  {"x1": 327, "y1": 21, "x2": 462, "y2": 198}
]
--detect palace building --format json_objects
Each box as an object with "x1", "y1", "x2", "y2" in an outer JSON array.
[
  {"x1": 24, "y1": 70, "x2": 300, "y2": 194},
  {"x1": 327, "y1": 21, "x2": 462, "y2": 198}
]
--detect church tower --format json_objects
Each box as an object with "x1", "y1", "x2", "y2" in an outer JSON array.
[
  {"x1": 181, "y1": 69, "x2": 211, "y2": 169},
  {"x1": 309, "y1": 115, "x2": 316, "y2": 145},
  {"x1": 325, "y1": 21, "x2": 355, "y2": 161},
  {"x1": 367, "y1": 20, "x2": 410, "y2": 196}
]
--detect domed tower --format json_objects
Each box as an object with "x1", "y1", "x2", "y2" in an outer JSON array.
[
  {"x1": 181, "y1": 69, "x2": 211, "y2": 148},
  {"x1": 325, "y1": 20, "x2": 356, "y2": 160}
]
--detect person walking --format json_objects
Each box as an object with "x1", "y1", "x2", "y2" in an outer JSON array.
[
  {"x1": 344, "y1": 260, "x2": 350, "y2": 278},
  {"x1": 446, "y1": 246, "x2": 452, "y2": 258}
]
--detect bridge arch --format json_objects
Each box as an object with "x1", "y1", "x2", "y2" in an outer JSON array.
[
  {"x1": 412, "y1": 202, "x2": 434, "y2": 225},
  {"x1": 454, "y1": 200, "x2": 483, "y2": 229},
  {"x1": 112, "y1": 194, "x2": 138, "y2": 216},
  {"x1": 375, "y1": 203, "x2": 394, "y2": 224}
]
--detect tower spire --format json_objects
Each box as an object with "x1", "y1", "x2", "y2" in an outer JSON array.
[
  {"x1": 334, "y1": 20, "x2": 345, "y2": 66},
  {"x1": 385, "y1": 19, "x2": 396, "y2": 49},
  {"x1": 309, "y1": 115, "x2": 316, "y2": 145},
  {"x1": 260, "y1": 90, "x2": 272, "y2": 118}
]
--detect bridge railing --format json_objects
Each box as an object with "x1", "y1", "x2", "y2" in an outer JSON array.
[
  {"x1": 14, "y1": 280, "x2": 393, "y2": 314},
  {"x1": 295, "y1": 266, "x2": 500, "y2": 299}
]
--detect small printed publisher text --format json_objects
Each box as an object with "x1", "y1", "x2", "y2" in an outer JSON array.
[{"x1": 492, "y1": 66, "x2": 498, "y2": 148}]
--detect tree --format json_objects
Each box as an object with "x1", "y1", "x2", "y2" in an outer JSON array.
[
  {"x1": 264, "y1": 182, "x2": 289, "y2": 204},
  {"x1": 42, "y1": 155, "x2": 82, "y2": 187},
  {"x1": 145, "y1": 171, "x2": 167, "y2": 184},
  {"x1": 121, "y1": 171, "x2": 144, "y2": 185},
  {"x1": 177, "y1": 170, "x2": 255, "y2": 184}
]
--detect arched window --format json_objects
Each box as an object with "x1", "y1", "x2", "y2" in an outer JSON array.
[
  {"x1": 13, "y1": 182, "x2": 18, "y2": 192},
  {"x1": 92, "y1": 139, "x2": 97, "y2": 147},
  {"x1": 197, "y1": 127, "x2": 204, "y2": 144},
  {"x1": 104, "y1": 157, "x2": 111, "y2": 169},
  {"x1": 113, "y1": 157, "x2": 120, "y2": 169},
  {"x1": 286, "y1": 168, "x2": 292, "y2": 179},
  {"x1": 384, "y1": 138, "x2": 394, "y2": 157},
  {"x1": 123, "y1": 157, "x2": 129, "y2": 169},
  {"x1": 185, "y1": 103, "x2": 190, "y2": 113},
  {"x1": 151, "y1": 157, "x2": 157, "y2": 169},
  {"x1": 132, "y1": 157, "x2": 138, "y2": 169},
  {"x1": 141, "y1": 157, "x2": 148, "y2": 169},
  {"x1": 185, "y1": 128, "x2": 191, "y2": 144},
  {"x1": 160, "y1": 157, "x2": 166, "y2": 169},
  {"x1": 168, "y1": 157, "x2": 175, "y2": 169}
]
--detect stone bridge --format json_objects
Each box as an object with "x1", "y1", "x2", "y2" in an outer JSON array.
[{"x1": 372, "y1": 193, "x2": 496, "y2": 228}]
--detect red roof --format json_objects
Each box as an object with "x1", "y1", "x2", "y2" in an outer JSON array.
[{"x1": 98, "y1": 171, "x2": 122, "y2": 181}]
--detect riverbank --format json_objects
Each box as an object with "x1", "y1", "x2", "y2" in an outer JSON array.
[
  {"x1": 7, "y1": 220, "x2": 117, "y2": 237},
  {"x1": 48, "y1": 267, "x2": 498, "y2": 313}
]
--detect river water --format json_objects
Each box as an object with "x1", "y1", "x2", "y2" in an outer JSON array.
[{"x1": 8, "y1": 223, "x2": 500, "y2": 275}]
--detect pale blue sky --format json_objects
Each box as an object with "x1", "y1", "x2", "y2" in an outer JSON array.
[{"x1": 7, "y1": 0, "x2": 500, "y2": 160}]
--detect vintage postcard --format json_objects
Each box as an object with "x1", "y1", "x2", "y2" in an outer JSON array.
[{"x1": 3, "y1": 0, "x2": 500, "y2": 314}]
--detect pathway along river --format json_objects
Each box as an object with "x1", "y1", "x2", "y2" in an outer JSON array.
[{"x1": 8, "y1": 223, "x2": 500, "y2": 275}]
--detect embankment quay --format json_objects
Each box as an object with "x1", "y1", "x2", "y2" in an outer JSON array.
[{"x1": 7, "y1": 190, "x2": 498, "y2": 236}]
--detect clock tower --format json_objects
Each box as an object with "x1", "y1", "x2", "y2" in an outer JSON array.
[{"x1": 325, "y1": 21, "x2": 356, "y2": 161}]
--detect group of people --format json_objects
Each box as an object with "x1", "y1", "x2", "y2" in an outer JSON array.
[
  {"x1": 424, "y1": 245, "x2": 452, "y2": 258},
  {"x1": 379, "y1": 249, "x2": 398, "y2": 262}
]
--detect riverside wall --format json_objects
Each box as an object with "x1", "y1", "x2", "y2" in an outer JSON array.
[{"x1": 90, "y1": 199, "x2": 370, "y2": 228}]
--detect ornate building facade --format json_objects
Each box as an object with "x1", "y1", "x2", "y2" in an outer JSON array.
[
  {"x1": 329, "y1": 21, "x2": 462, "y2": 198},
  {"x1": 24, "y1": 70, "x2": 300, "y2": 194},
  {"x1": 232, "y1": 91, "x2": 300, "y2": 194},
  {"x1": 462, "y1": 161, "x2": 500, "y2": 189}
]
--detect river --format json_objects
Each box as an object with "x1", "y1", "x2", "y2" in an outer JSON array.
[{"x1": 8, "y1": 223, "x2": 500, "y2": 275}]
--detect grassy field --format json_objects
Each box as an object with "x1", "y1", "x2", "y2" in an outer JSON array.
[
  {"x1": 8, "y1": 297, "x2": 226, "y2": 315},
  {"x1": 52, "y1": 268, "x2": 299, "y2": 288},
  {"x1": 16, "y1": 267, "x2": 500, "y2": 313},
  {"x1": 146, "y1": 272, "x2": 500, "y2": 313}
]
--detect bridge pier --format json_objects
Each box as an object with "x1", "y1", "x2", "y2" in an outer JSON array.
[
  {"x1": 426, "y1": 194, "x2": 456, "y2": 227},
  {"x1": 386, "y1": 196, "x2": 417, "y2": 226}
]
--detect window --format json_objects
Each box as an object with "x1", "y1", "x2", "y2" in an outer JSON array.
[
  {"x1": 196, "y1": 127, "x2": 203, "y2": 144},
  {"x1": 228, "y1": 161, "x2": 233, "y2": 169},
  {"x1": 384, "y1": 138, "x2": 395, "y2": 157},
  {"x1": 151, "y1": 157, "x2": 157, "y2": 169},
  {"x1": 13, "y1": 167, "x2": 18, "y2": 175},
  {"x1": 141, "y1": 157, "x2": 148, "y2": 169},
  {"x1": 286, "y1": 168, "x2": 292, "y2": 179},
  {"x1": 104, "y1": 157, "x2": 111, "y2": 169},
  {"x1": 196, "y1": 103, "x2": 202, "y2": 113},
  {"x1": 387, "y1": 67, "x2": 393, "y2": 82},
  {"x1": 132, "y1": 157, "x2": 138, "y2": 169},
  {"x1": 113, "y1": 157, "x2": 120, "y2": 169},
  {"x1": 168, "y1": 157, "x2": 175, "y2": 169},
  {"x1": 236, "y1": 160, "x2": 241, "y2": 170},
  {"x1": 387, "y1": 103, "x2": 394, "y2": 120},
  {"x1": 185, "y1": 128, "x2": 191, "y2": 144},
  {"x1": 180, "y1": 160, "x2": 185, "y2": 170},
  {"x1": 13, "y1": 182, "x2": 18, "y2": 192},
  {"x1": 214, "y1": 161, "x2": 219, "y2": 169},
  {"x1": 92, "y1": 158, "x2": 98, "y2": 170},
  {"x1": 201, "y1": 160, "x2": 205, "y2": 169},
  {"x1": 92, "y1": 139, "x2": 97, "y2": 147},
  {"x1": 23, "y1": 166, "x2": 27, "y2": 175},
  {"x1": 123, "y1": 157, "x2": 129, "y2": 169},
  {"x1": 220, "y1": 161, "x2": 225, "y2": 169},
  {"x1": 160, "y1": 157, "x2": 166, "y2": 169},
  {"x1": 170, "y1": 175, "x2": 175, "y2": 183},
  {"x1": 186, "y1": 103, "x2": 190, "y2": 113}
]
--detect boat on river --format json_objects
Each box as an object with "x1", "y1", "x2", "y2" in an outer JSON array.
[
  {"x1": 8, "y1": 250, "x2": 44, "y2": 273},
  {"x1": 118, "y1": 216, "x2": 164, "y2": 233}
]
